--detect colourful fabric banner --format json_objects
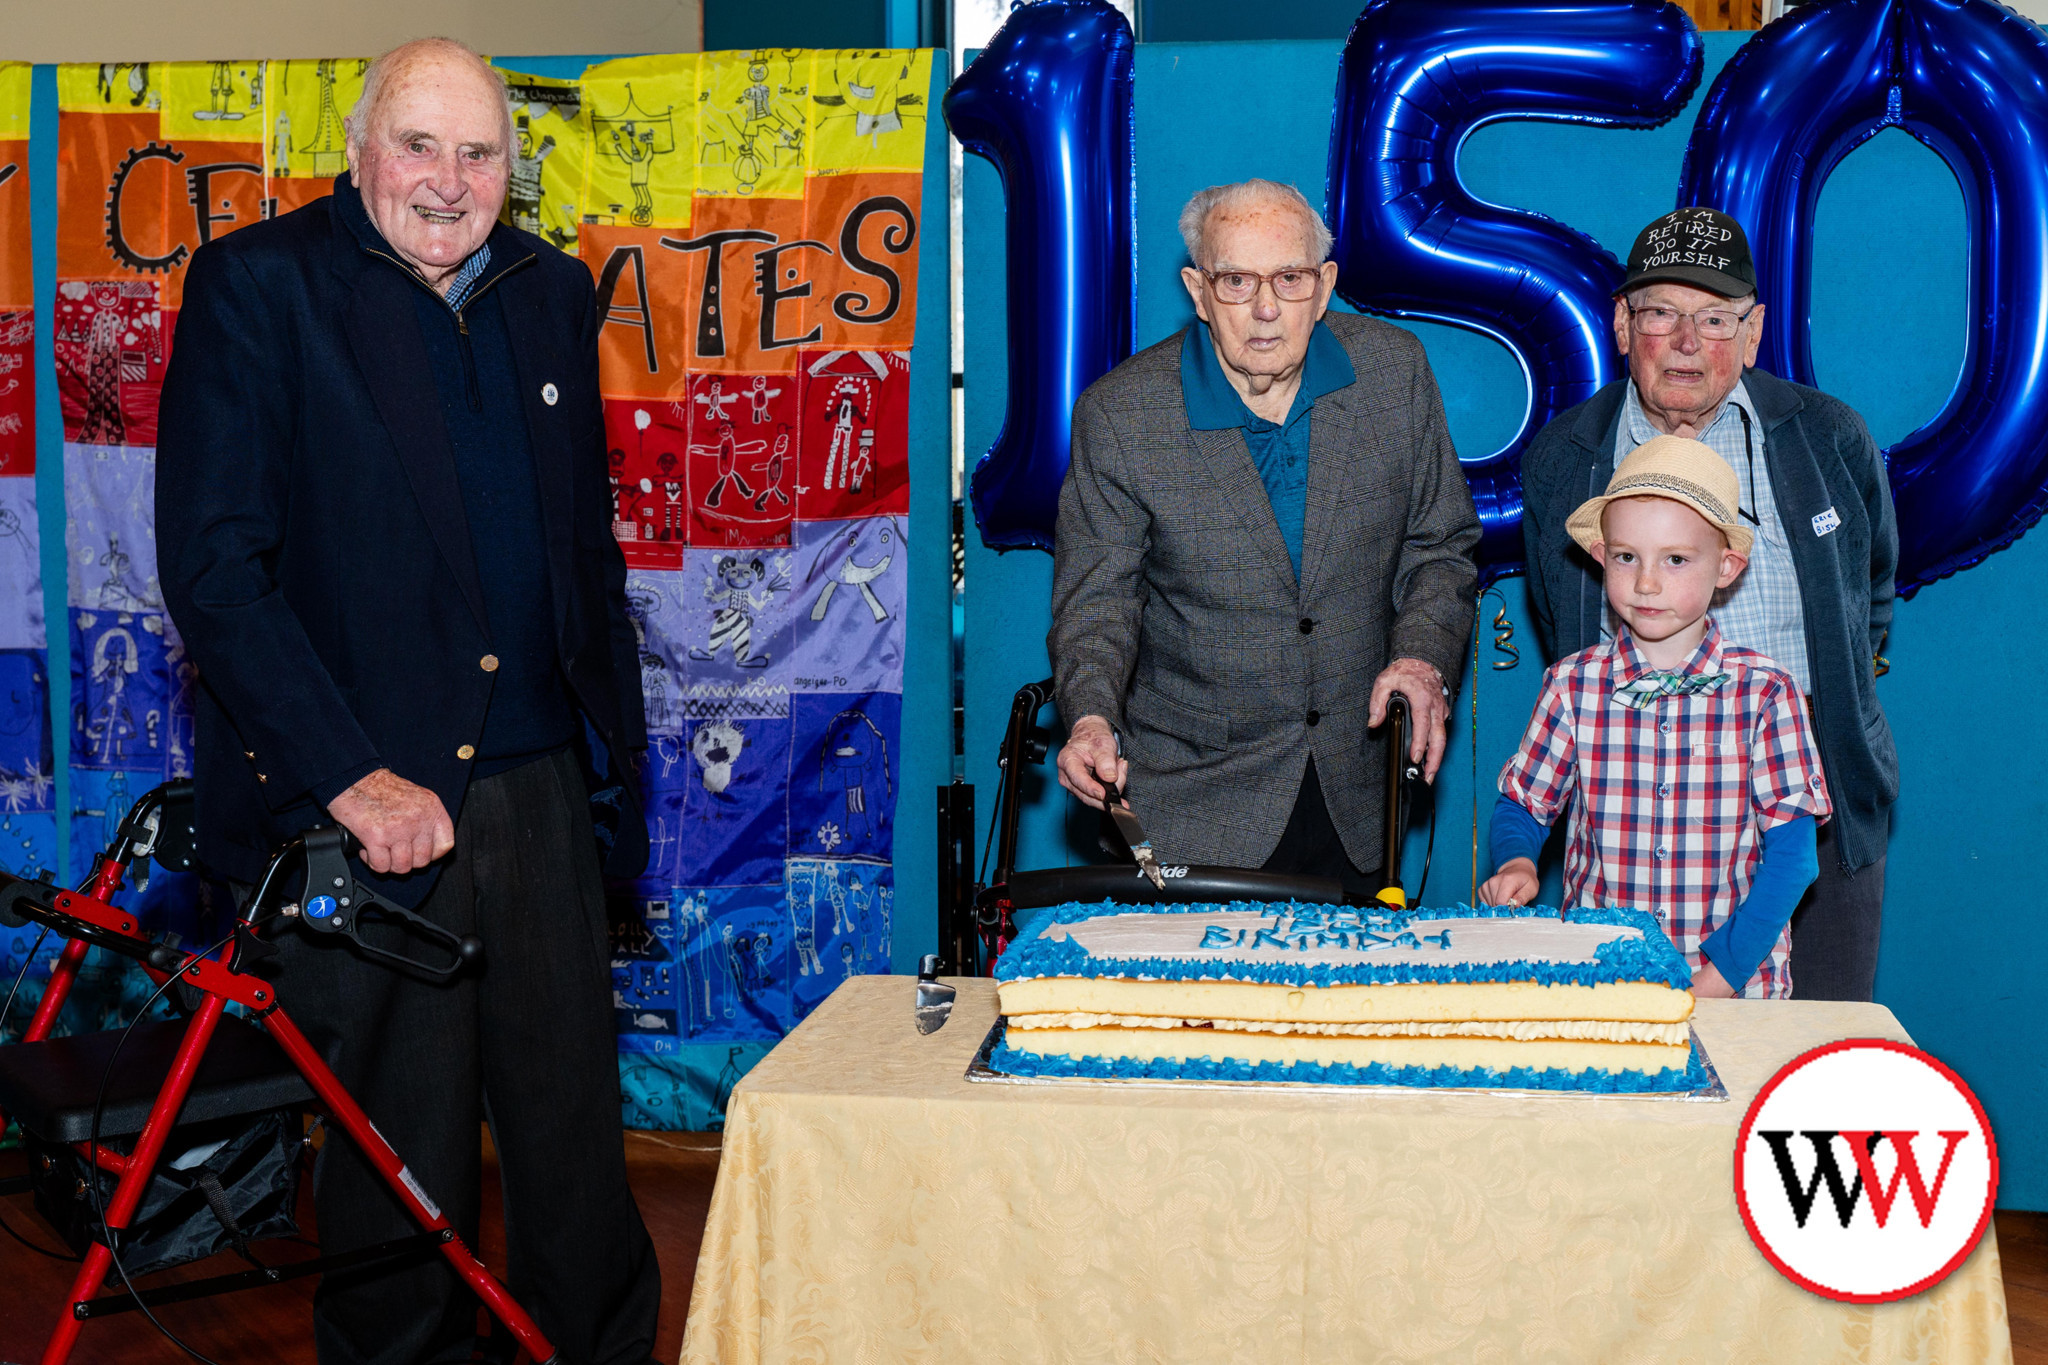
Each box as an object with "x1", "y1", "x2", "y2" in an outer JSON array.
[
  {"x1": 0, "y1": 63, "x2": 83, "y2": 1035},
  {"x1": 28, "y1": 52, "x2": 930, "y2": 1125}
]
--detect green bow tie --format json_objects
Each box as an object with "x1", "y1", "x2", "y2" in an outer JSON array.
[{"x1": 1612, "y1": 669, "x2": 1732, "y2": 710}]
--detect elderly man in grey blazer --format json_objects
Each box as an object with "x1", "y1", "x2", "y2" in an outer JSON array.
[{"x1": 1051, "y1": 179, "x2": 1480, "y2": 894}]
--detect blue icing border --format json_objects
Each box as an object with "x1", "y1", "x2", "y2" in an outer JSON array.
[
  {"x1": 988, "y1": 1036, "x2": 1709, "y2": 1095},
  {"x1": 993, "y1": 901, "x2": 1692, "y2": 990}
]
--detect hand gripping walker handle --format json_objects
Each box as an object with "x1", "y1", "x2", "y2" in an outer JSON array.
[{"x1": 297, "y1": 825, "x2": 485, "y2": 979}]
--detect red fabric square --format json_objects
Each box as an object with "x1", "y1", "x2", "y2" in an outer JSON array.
[
  {"x1": 796, "y1": 348, "x2": 908, "y2": 520},
  {"x1": 605, "y1": 396, "x2": 692, "y2": 569},
  {"x1": 685, "y1": 373, "x2": 799, "y2": 547},
  {"x1": 54, "y1": 282, "x2": 169, "y2": 448}
]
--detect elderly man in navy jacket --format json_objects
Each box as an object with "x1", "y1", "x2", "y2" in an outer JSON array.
[
  {"x1": 157, "y1": 39, "x2": 659, "y2": 1365},
  {"x1": 1520, "y1": 208, "x2": 1899, "y2": 1003}
]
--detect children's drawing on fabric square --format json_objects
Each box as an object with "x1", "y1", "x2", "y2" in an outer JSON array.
[
  {"x1": 497, "y1": 71, "x2": 583, "y2": 251},
  {"x1": 611, "y1": 881, "x2": 682, "y2": 1052},
  {"x1": 809, "y1": 50, "x2": 932, "y2": 174},
  {"x1": 53, "y1": 281, "x2": 165, "y2": 448},
  {"x1": 797, "y1": 349, "x2": 908, "y2": 519},
  {"x1": 789, "y1": 692, "x2": 900, "y2": 862},
  {"x1": 68, "y1": 766, "x2": 152, "y2": 879},
  {"x1": 786, "y1": 516, "x2": 905, "y2": 694},
  {"x1": 0, "y1": 475, "x2": 41, "y2": 648},
  {"x1": 685, "y1": 373, "x2": 799, "y2": 546},
  {"x1": 65, "y1": 442, "x2": 160, "y2": 610},
  {"x1": 619, "y1": 1043, "x2": 771, "y2": 1131},
  {"x1": 628, "y1": 554, "x2": 797, "y2": 685},
  {"x1": 605, "y1": 396, "x2": 691, "y2": 569},
  {"x1": 0, "y1": 809, "x2": 55, "y2": 885},
  {"x1": 160, "y1": 60, "x2": 264, "y2": 140},
  {"x1": 784, "y1": 856, "x2": 892, "y2": 1020},
  {"x1": 671, "y1": 712, "x2": 791, "y2": 887},
  {"x1": 0, "y1": 649, "x2": 50, "y2": 810},
  {"x1": 0, "y1": 311, "x2": 33, "y2": 475},
  {"x1": 697, "y1": 50, "x2": 810, "y2": 199},
  {"x1": 673, "y1": 883, "x2": 791, "y2": 1042},
  {"x1": 583, "y1": 63, "x2": 697, "y2": 230},
  {"x1": 70, "y1": 609, "x2": 173, "y2": 772}
]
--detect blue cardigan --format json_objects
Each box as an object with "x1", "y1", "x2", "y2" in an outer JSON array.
[{"x1": 1518, "y1": 369, "x2": 1899, "y2": 875}]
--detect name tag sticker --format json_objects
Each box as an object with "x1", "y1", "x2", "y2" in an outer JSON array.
[{"x1": 1811, "y1": 506, "x2": 1842, "y2": 536}]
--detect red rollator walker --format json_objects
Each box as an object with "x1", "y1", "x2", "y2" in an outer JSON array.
[{"x1": 0, "y1": 780, "x2": 560, "y2": 1364}]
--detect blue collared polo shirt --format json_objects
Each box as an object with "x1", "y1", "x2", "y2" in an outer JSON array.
[{"x1": 1179, "y1": 318, "x2": 1355, "y2": 581}]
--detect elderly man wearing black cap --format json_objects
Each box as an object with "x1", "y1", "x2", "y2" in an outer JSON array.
[{"x1": 1520, "y1": 206, "x2": 1900, "y2": 1003}]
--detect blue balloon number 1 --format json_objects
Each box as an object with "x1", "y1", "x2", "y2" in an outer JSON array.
[{"x1": 946, "y1": 0, "x2": 1136, "y2": 553}]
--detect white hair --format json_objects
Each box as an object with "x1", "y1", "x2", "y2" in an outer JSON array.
[
  {"x1": 1178, "y1": 180, "x2": 1333, "y2": 270},
  {"x1": 1624, "y1": 285, "x2": 1759, "y2": 312},
  {"x1": 343, "y1": 37, "x2": 513, "y2": 150}
]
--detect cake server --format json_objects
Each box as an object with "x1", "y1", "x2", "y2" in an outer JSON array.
[
  {"x1": 1101, "y1": 778, "x2": 1168, "y2": 892},
  {"x1": 914, "y1": 954, "x2": 956, "y2": 1034}
]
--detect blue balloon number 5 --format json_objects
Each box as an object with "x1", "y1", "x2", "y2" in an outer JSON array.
[{"x1": 1324, "y1": 0, "x2": 1702, "y2": 583}]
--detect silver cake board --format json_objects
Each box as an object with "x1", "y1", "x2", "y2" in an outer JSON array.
[{"x1": 964, "y1": 1018, "x2": 1731, "y2": 1103}]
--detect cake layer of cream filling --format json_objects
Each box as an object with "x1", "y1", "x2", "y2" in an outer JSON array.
[
  {"x1": 998, "y1": 977, "x2": 1694, "y2": 1026},
  {"x1": 1003, "y1": 1025, "x2": 1693, "y2": 1076},
  {"x1": 1004, "y1": 1012, "x2": 1690, "y2": 1046}
]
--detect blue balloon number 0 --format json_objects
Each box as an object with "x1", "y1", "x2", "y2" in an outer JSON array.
[{"x1": 1681, "y1": 0, "x2": 2048, "y2": 595}]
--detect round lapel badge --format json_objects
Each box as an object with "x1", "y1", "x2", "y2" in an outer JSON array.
[{"x1": 541, "y1": 382, "x2": 559, "y2": 406}]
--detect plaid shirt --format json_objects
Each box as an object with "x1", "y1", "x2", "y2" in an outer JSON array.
[{"x1": 1498, "y1": 621, "x2": 1831, "y2": 998}]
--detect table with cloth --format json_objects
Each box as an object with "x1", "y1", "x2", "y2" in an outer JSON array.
[{"x1": 681, "y1": 977, "x2": 2012, "y2": 1364}]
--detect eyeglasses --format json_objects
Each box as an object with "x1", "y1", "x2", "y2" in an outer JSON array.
[
  {"x1": 1201, "y1": 267, "x2": 1322, "y2": 305},
  {"x1": 1627, "y1": 302, "x2": 1757, "y2": 341}
]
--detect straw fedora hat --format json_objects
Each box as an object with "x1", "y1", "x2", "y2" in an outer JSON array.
[{"x1": 1564, "y1": 434, "x2": 1754, "y2": 557}]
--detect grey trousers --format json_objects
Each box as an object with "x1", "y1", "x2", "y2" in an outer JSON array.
[
  {"x1": 259, "y1": 749, "x2": 660, "y2": 1365},
  {"x1": 1788, "y1": 816, "x2": 1886, "y2": 1003}
]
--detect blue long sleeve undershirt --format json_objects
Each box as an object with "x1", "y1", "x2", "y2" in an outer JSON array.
[{"x1": 1486, "y1": 795, "x2": 1819, "y2": 993}]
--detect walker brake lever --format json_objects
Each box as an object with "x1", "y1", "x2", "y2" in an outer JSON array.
[{"x1": 296, "y1": 825, "x2": 483, "y2": 980}]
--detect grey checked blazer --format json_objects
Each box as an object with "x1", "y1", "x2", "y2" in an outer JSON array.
[{"x1": 1050, "y1": 312, "x2": 1481, "y2": 872}]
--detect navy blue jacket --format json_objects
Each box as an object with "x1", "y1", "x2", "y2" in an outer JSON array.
[
  {"x1": 156, "y1": 178, "x2": 647, "y2": 903},
  {"x1": 1520, "y1": 368, "x2": 1899, "y2": 874}
]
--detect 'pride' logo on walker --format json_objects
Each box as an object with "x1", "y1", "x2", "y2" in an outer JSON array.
[{"x1": 1735, "y1": 1040, "x2": 1998, "y2": 1302}]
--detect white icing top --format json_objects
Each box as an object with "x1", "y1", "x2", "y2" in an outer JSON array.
[{"x1": 1041, "y1": 907, "x2": 1641, "y2": 969}]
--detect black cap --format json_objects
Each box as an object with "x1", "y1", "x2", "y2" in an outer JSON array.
[{"x1": 1616, "y1": 207, "x2": 1756, "y2": 299}]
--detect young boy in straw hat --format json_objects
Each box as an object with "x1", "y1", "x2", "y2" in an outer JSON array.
[{"x1": 1479, "y1": 436, "x2": 1831, "y2": 998}]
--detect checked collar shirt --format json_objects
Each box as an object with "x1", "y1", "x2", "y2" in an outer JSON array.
[{"x1": 1498, "y1": 620, "x2": 1831, "y2": 998}]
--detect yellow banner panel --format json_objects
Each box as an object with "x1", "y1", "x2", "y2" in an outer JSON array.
[
  {"x1": 810, "y1": 50, "x2": 932, "y2": 175},
  {"x1": 499, "y1": 67, "x2": 587, "y2": 254},
  {"x1": 0, "y1": 63, "x2": 30, "y2": 140},
  {"x1": 264, "y1": 58, "x2": 367, "y2": 182},
  {"x1": 583, "y1": 55, "x2": 699, "y2": 232},
  {"x1": 696, "y1": 50, "x2": 810, "y2": 200},
  {"x1": 58, "y1": 63, "x2": 164, "y2": 114},
  {"x1": 161, "y1": 60, "x2": 264, "y2": 141}
]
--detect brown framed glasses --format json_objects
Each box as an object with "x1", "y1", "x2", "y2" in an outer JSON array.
[{"x1": 1200, "y1": 267, "x2": 1323, "y2": 305}]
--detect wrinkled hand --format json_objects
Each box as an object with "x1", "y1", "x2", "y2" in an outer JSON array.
[
  {"x1": 327, "y1": 768, "x2": 455, "y2": 875},
  {"x1": 1477, "y1": 857, "x2": 1538, "y2": 908},
  {"x1": 1055, "y1": 714, "x2": 1128, "y2": 812},
  {"x1": 1690, "y1": 960, "x2": 1737, "y2": 999},
  {"x1": 1370, "y1": 656, "x2": 1450, "y2": 782}
]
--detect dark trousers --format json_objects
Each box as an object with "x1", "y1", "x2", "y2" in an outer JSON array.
[
  {"x1": 1262, "y1": 758, "x2": 1382, "y2": 899},
  {"x1": 259, "y1": 749, "x2": 659, "y2": 1365},
  {"x1": 1789, "y1": 817, "x2": 1886, "y2": 1002}
]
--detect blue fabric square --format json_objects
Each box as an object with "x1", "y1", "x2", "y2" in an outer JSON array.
[{"x1": 787, "y1": 692, "x2": 901, "y2": 861}]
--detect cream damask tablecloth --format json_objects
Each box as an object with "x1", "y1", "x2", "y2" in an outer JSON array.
[{"x1": 681, "y1": 978, "x2": 2011, "y2": 1364}]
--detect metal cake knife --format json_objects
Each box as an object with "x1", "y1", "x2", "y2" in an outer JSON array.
[
  {"x1": 914, "y1": 954, "x2": 956, "y2": 1034},
  {"x1": 1102, "y1": 779, "x2": 1168, "y2": 892}
]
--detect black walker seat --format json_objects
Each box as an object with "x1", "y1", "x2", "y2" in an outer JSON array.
[{"x1": 0, "y1": 1014, "x2": 312, "y2": 1143}]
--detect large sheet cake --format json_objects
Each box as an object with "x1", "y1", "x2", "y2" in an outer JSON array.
[{"x1": 990, "y1": 901, "x2": 1705, "y2": 1093}]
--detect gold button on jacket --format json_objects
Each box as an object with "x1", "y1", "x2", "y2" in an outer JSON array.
[
  {"x1": 457, "y1": 745, "x2": 476, "y2": 761},
  {"x1": 480, "y1": 654, "x2": 499, "y2": 672}
]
